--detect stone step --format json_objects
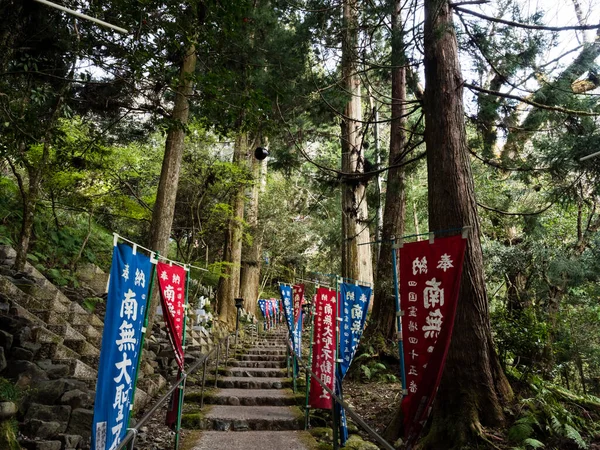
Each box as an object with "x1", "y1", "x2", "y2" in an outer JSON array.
[
  {"x1": 32, "y1": 326, "x2": 65, "y2": 347},
  {"x1": 68, "y1": 340, "x2": 100, "y2": 358},
  {"x1": 0, "y1": 276, "x2": 69, "y2": 314},
  {"x1": 29, "y1": 309, "x2": 67, "y2": 326},
  {"x1": 229, "y1": 360, "x2": 286, "y2": 369},
  {"x1": 188, "y1": 388, "x2": 299, "y2": 407},
  {"x1": 47, "y1": 324, "x2": 86, "y2": 343},
  {"x1": 248, "y1": 343, "x2": 287, "y2": 351},
  {"x1": 72, "y1": 324, "x2": 102, "y2": 347},
  {"x1": 9, "y1": 304, "x2": 46, "y2": 327},
  {"x1": 52, "y1": 359, "x2": 98, "y2": 381},
  {"x1": 205, "y1": 376, "x2": 292, "y2": 390},
  {"x1": 183, "y1": 405, "x2": 303, "y2": 431},
  {"x1": 245, "y1": 348, "x2": 287, "y2": 355},
  {"x1": 239, "y1": 354, "x2": 287, "y2": 362},
  {"x1": 47, "y1": 324, "x2": 100, "y2": 356},
  {"x1": 38, "y1": 341, "x2": 81, "y2": 361},
  {"x1": 225, "y1": 367, "x2": 287, "y2": 378},
  {"x1": 12, "y1": 280, "x2": 68, "y2": 304},
  {"x1": 186, "y1": 430, "x2": 317, "y2": 449},
  {"x1": 69, "y1": 310, "x2": 103, "y2": 330},
  {"x1": 80, "y1": 354, "x2": 100, "y2": 367}
]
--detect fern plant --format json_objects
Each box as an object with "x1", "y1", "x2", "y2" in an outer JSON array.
[{"x1": 509, "y1": 376, "x2": 594, "y2": 450}]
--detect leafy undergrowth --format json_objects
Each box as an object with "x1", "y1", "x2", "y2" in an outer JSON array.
[
  {"x1": 503, "y1": 368, "x2": 600, "y2": 450},
  {"x1": 341, "y1": 362, "x2": 600, "y2": 450}
]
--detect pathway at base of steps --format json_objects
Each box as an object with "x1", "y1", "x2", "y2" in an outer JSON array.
[{"x1": 182, "y1": 329, "x2": 317, "y2": 450}]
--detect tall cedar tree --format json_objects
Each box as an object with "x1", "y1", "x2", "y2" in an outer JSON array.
[
  {"x1": 340, "y1": 0, "x2": 374, "y2": 285},
  {"x1": 419, "y1": 0, "x2": 512, "y2": 446},
  {"x1": 366, "y1": 0, "x2": 407, "y2": 343}
]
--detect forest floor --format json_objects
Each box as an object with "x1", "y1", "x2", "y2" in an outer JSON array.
[{"x1": 343, "y1": 378, "x2": 403, "y2": 438}]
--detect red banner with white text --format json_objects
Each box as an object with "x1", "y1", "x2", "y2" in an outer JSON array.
[
  {"x1": 399, "y1": 234, "x2": 466, "y2": 443},
  {"x1": 293, "y1": 284, "x2": 304, "y2": 325},
  {"x1": 309, "y1": 287, "x2": 337, "y2": 409},
  {"x1": 157, "y1": 262, "x2": 187, "y2": 369}
]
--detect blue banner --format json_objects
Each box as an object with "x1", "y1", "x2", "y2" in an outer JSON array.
[
  {"x1": 92, "y1": 244, "x2": 153, "y2": 450},
  {"x1": 292, "y1": 310, "x2": 303, "y2": 357},
  {"x1": 337, "y1": 283, "x2": 372, "y2": 445},
  {"x1": 258, "y1": 299, "x2": 268, "y2": 330},
  {"x1": 279, "y1": 284, "x2": 294, "y2": 338},
  {"x1": 258, "y1": 299, "x2": 267, "y2": 318}
]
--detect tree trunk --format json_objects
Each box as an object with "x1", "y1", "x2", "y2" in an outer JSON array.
[
  {"x1": 240, "y1": 154, "x2": 267, "y2": 316},
  {"x1": 14, "y1": 164, "x2": 43, "y2": 271},
  {"x1": 419, "y1": 0, "x2": 512, "y2": 446},
  {"x1": 146, "y1": 43, "x2": 196, "y2": 333},
  {"x1": 364, "y1": 0, "x2": 406, "y2": 344},
  {"x1": 216, "y1": 132, "x2": 247, "y2": 327},
  {"x1": 367, "y1": 93, "x2": 383, "y2": 248},
  {"x1": 576, "y1": 354, "x2": 587, "y2": 395},
  {"x1": 340, "y1": 0, "x2": 373, "y2": 285}
]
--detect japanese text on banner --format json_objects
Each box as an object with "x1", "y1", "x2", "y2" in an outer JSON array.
[
  {"x1": 156, "y1": 262, "x2": 187, "y2": 369},
  {"x1": 92, "y1": 244, "x2": 152, "y2": 450},
  {"x1": 309, "y1": 287, "x2": 337, "y2": 409},
  {"x1": 399, "y1": 234, "x2": 466, "y2": 444}
]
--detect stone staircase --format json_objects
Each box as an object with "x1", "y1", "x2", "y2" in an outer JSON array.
[
  {"x1": 181, "y1": 330, "x2": 317, "y2": 449},
  {"x1": 0, "y1": 246, "x2": 170, "y2": 449}
]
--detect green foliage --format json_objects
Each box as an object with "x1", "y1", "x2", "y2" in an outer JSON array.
[
  {"x1": 508, "y1": 373, "x2": 599, "y2": 450},
  {"x1": 0, "y1": 378, "x2": 21, "y2": 403},
  {"x1": 353, "y1": 347, "x2": 398, "y2": 383},
  {"x1": 82, "y1": 297, "x2": 104, "y2": 314}
]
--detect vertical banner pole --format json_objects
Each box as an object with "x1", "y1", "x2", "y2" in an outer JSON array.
[
  {"x1": 174, "y1": 266, "x2": 190, "y2": 450},
  {"x1": 128, "y1": 256, "x2": 157, "y2": 419},
  {"x1": 286, "y1": 344, "x2": 291, "y2": 378},
  {"x1": 332, "y1": 276, "x2": 340, "y2": 450},
  {"x1": 304, "y1": 298, "x2": 316, "y2": 429},
  {"x1": 391, "y1": 240, "x2": 407, "y2": 394}
]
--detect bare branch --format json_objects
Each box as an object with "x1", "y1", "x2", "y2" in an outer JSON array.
[
  {"x1": 464, "y1": 83, "x2": 600, "y2": 116},
  {"x1": 454, "y1": 6, "x2": 600, "y2": 31}
]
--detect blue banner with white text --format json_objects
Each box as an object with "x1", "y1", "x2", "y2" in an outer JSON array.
[
  {"x1": 337, "y1": 283, "x2": 372, "y2": 445},
  {"x1": 258, "y1": 299, "x2": 268, "y2": 329},
  {"x1": 279, "y1": 284, "x2": 294, "y2": 339},
  {"x1": 92, "y1": 244, "x2": 153, "y2": 450}
]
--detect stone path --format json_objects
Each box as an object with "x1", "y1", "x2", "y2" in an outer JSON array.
[{"x1": 182, "y1": 330, "x2": 317, "y2": 449}]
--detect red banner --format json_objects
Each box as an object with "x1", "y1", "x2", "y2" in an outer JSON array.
[
  {"x1": 309, "y1": 287, "x2": 337, "y2": 409},
  {"x1": 400, "y1": 234, "x2": 466, "y2": 443},
  {"x1": 293, "y1": 284, "x2": 304, "y2": 325},
  {"x1": 157, "y1": 262, "x2": 187, "y2": 369}
]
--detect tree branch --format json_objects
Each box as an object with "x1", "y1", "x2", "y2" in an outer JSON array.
[
  {"x1": 477, "y1": 201, "x2": 554, "y2": 216},
  {"x1": 454, "y1": 6, "x2": 600, "y2": 31},
  {"x1": 464, "y1": 83, "x2": 600, "y2": 116}
]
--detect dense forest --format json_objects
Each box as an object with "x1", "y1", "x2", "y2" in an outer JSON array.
[{"x1": 1, "y1": 0, "x2": 600, "y2": 448}]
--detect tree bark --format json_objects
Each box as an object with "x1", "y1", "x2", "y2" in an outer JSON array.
[
  {"x1": 216, "y1": 132, "x2": 247, "y2": 328},
  {"x1": 340, "y1": 0, "x2": 373, "y2": 285},
  {"x1": 14, "y1": 89, "x2": 64, "y2": 271},
  {"x1": 14, "y1": 164, "x2": 44, "y2": 271},
  {"x1": 146, "y1": 43, "x2": 196, "y2": 333},
  {"x1": 240, "y1": 154, "x2": 267, "y2": 316},
  {"x1": 364, "y1": 0, "x2": 406, "y2": 344},
  {"x1": 419, "y1": 0, "x2": 512, "y2": 446}
]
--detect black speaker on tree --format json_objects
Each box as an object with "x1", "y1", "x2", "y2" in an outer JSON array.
[{"x1": 254, "y1": 147, "x2": 269, "y2": 160}]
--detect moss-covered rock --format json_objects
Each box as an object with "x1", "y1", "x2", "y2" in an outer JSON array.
[
  {"x1": 309, "y1": 426, "x2": 333, "y2": 442},
  {"x1": 0, "y1": 419, "x2": 20, "y2": 450},
  {"x1": 181, "y1": 411, "x2": 207, "y2": 429},
  {"x1": 344, "y1": 434, "x2": 379, "y2": 450}
]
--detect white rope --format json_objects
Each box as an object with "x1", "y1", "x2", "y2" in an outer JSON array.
[
  {"x1": 34, "y1": 0, "x2": 128, "y2": 34},
  {"x1": 113, "y1": 233, "x2": 208, "y2": 271}
]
